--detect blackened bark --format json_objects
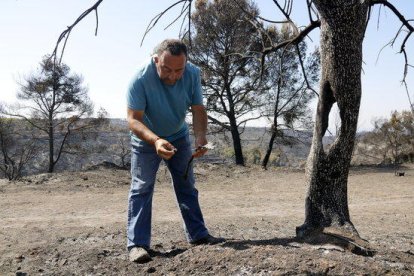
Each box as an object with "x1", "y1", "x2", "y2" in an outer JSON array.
[
  {"x1": 48, "y1": 123, "x2": 55, "y2": 173},
  {"x1": 297, "y1": 1, "x2": 369, "y2": 237},
  {"x1": 261, "y1": 130, "x2": 277, "y2": 169},
  {"x1": 229, "y1": 115, "x2": 244, "y2": 165}
]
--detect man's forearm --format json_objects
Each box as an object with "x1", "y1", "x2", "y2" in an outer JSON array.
[
  {"x1": 129, "y1": 119, "x2": 159, "y2": 145},
  {"x1": 192, "y1": 106, "x2": 208, "y2": 139}
]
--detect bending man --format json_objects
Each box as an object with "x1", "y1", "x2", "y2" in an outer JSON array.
[{"x1": 126, "y1": 39, "x2": 224, "y2": 263}]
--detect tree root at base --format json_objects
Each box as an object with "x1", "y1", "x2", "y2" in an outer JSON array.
[{"x1": 296, "y1": 225, "x2": 376, "y2": 257}]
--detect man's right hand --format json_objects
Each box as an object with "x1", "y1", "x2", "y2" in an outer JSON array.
[{"x1": 154, "y1": 138, "x2": 177, "y2": 160}]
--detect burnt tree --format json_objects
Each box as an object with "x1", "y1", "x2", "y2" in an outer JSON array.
[
  {"x1": 297, "y1": 1, "x2": 369, "y2": 239},
  {"x1": 50, "y1": 0, "x2": 413, "y2": 253}
]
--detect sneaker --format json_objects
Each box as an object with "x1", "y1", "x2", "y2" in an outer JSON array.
[
  {"x1": 190, "y1": 234, "x2": 225, "y2": 245},
  {"x1": 128, "y1": 247, "x2": 151, "y2": 263}
]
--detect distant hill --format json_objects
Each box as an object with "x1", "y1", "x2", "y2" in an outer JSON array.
[{"x1": 1, "y1": 118, "x2": 343, "y2": 177}]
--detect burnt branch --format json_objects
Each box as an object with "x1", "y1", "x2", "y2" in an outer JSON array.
[
  {"x1": 236, "y1": 1, "x2": 320, "y2": 82},
  {"x1": 260, "y1": 21, "x2": 320, "y2": 76},
  {"x1": 403, "y1": 81, "x2": 414, "y2": 114},
  {"x1": 370, "y1": 0, "x2": 414, "y2": 32},
  {"x1": 370, "y1": 0, "x2": 413, "y2": 111},
  {"x1": 262, "y1": 21, "x2": 320, "y2": 56},
  {"x1": 140, "y1": 0, "x2": 192, "y2": 46},
  {"x1": 51, "y1": 0, "x2": 104, "y2": 64},
  {"x1": 165, "y1": 0, "x2": 189, "y2": 30},
  {"x1": 230, "y1": 0, "x2": 288, "y2": 25},
  {"x1": 270, "y1": 0, "x2": 301, "y2": 37},
  {"x1": 207, "y1": 115, "x2": 231, "y2": 131},
  {"x1": 272, "y1": 0, "x2": 293, "y2": 21},
  {"x1": 295, "y1": 44, "x2": 319, "y2": 97},
  {"x1": 306, "y1": 0, "x2": 319, "y2": 23}
]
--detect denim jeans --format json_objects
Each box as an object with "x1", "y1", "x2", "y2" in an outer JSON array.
[{"x1": 127, "y1": 135, "x2": 209, "y2": 249}]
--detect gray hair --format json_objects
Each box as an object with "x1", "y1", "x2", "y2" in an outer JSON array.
[{"x1": 153, "y1": 39, "x2": 188, "y2": 57}]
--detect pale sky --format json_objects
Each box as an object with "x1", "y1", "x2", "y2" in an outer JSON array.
[{"x1": 0, "y1": 0, "x2": 413, "y2": 131}]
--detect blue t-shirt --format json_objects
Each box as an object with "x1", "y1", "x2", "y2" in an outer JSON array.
[{"x1": 127, "y1": 57, "x2": 203, "y2": 142}]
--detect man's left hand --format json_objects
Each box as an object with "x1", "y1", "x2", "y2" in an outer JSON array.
[{"x1": 194, "y1": 136, "x2": 208, "y2": 158}]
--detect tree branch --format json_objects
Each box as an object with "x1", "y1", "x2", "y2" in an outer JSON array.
[
  {"x1": 140, "y1": 0, "x2": 190, "y2": 46},
  {"x1": 207, "y1": 115, "x2": 231, "y2": 131},
  {"x1": 370, "y1": 0, "x2": 413, "y2": 112},
  {"x1": 370, "y1": 0, "x2": 414, "y2": 32},
  {"x1": 262, "y1": 21, "x2": 321, "y2": 56},
  {"x1": 295, "y1": 44, "x2": 319, "y2": 97},
  {"x1": 51, "y1": 0, "x2": 104, "y2": 64}
]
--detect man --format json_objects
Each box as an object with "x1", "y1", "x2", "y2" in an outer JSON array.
[{"x1": 126, "y1": 39, "x2": 224, "y2": 263}]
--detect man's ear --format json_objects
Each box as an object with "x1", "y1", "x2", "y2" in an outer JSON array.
[{"x1": 153, "y1": 55, "x2": 159, "y2": 64}]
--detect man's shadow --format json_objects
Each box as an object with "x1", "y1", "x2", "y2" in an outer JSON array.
[
  {"x1": 221, "y1": 237, "x2": 299, "y2": 251},
  {"x1": 148, "y1": 236, "x2": 299, "y2": 259}
]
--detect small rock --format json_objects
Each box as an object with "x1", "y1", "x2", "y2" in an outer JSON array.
[
  {"x1": 97, "y1": 249, "x2": 111, "y2": 258},
  {"x1": 147, "y1": 267, "x2": 156, "y2": 273},
  {"x1": 58, "y1": 259, "x2": 67, "y2": 266}
]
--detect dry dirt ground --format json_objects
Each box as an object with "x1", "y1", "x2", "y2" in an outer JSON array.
[{"x1": 0, "y1": 163, "x2": 413, "y2": 275}]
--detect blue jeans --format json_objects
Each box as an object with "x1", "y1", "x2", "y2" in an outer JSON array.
[{"x1": 127, "y1": 135, "x2": 209, "y2": 249}]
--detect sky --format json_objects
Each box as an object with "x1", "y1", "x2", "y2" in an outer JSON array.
[{"x1": 0, "y1": 0, "x2": 413, "y2": 132}]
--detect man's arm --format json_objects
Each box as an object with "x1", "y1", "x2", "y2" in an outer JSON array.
[
  {"x1": 191, "y1": 105, "x2": 208, "y2": 158},
  {"x1": 127, "y1": 108, "x2": 176, "y2": 159}
]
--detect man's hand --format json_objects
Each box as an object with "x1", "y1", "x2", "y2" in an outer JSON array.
[
  {"x1": 193, "y1": 136, "x2": 208, "y2": 158},
  {"x1": 154, "y1": 138, "x2": 177, "y2": 160}
]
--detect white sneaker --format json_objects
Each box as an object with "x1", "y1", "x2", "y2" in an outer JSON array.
[{"x1": 128, "y1": 247, "x2": 151, "y2": 263}]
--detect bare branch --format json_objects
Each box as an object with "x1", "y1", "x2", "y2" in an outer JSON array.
[
  {"x1": 51, "y1": 0, "x2": 104, "y2": 64},
  {"x1": 237, "y1": 114, "x2": 264, "y2": 127},
  {"x1": 370, "y1": 0, "x2": 413, "y2": 109},
  {"x1": 207, "y1": 115, "x2": 231, "y2": 131},
  {"x1": 163, "y1": 1, "x2": 189, "y2": 31},
  {"x1": 140, "y1": 0, "x2": 191, "y2": 46},
  {"x1": 370, "y1": 0, "x2": 414, "y2": 32},
  {"x1": 258, "y1": 20, "x2": 320, "y2": 80},
  {"x1": 402, "y1": 81, "x2": 414, "y2": 114},
  {"x1": 272, "y1": 0, "x2": 293, "y2": 20},
  {"x1": 262, "y1": 21, "x2": 320, "y2": 56},
  {"x1": 230, "y1": 0, "x2": 288, "y2": 24},
  {"x1": 306, "y1": 0, "x2": 318, "y2": 23},
  {"x1": 295, "y1": 44, "x2": 319, "y2": 97}
]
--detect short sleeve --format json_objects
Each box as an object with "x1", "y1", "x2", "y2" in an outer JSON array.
[
  {"x1": 191, "y1": 68, "x2": 203, "y2": 106},
  {"x1": 127, "y1": 78, "x2": 146, "y2": 111}
]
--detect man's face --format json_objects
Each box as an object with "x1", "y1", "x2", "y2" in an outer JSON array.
[{"x1": 154, "y1": 51, "x2": 186, "y2": 85}]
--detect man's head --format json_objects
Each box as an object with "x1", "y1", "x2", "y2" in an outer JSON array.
[{"x1": 153, "y1": 39, "x2": 188, "y2": 85}]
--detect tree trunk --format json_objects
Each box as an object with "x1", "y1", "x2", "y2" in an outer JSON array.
[
  {"x1": 297, "y1": 2, "x2": 369, "y2": 239},
  {"x1": 262, "y1": 129, "x2": 277, "y2": 169},
  {"x1": 48, "y1": 121, "x2": 55, "y2": 173},
  {"x1": 229, "y1": 115, "x2": 244, "y2": 165}
]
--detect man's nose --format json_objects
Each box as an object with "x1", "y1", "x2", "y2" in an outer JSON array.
[{"x1": 170, "y1": 72, "x2": 180, "y2": 80}]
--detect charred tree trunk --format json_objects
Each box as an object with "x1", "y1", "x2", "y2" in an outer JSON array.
[
  {"x1": 261, "y1": 130, "x2": 277, "y2": 169},
  {"x1": 262, "y1": 60, "x2": 283, "y2": 170},
  {"x1": 229, "y1": 114, "x2": 244, "y2": 165},
  {"x1": 48, "y1": 116, "x2": 55, "y2": 173},
  {"x1": 297, "y1": 1, "x2": 370, "y2": 244}
]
